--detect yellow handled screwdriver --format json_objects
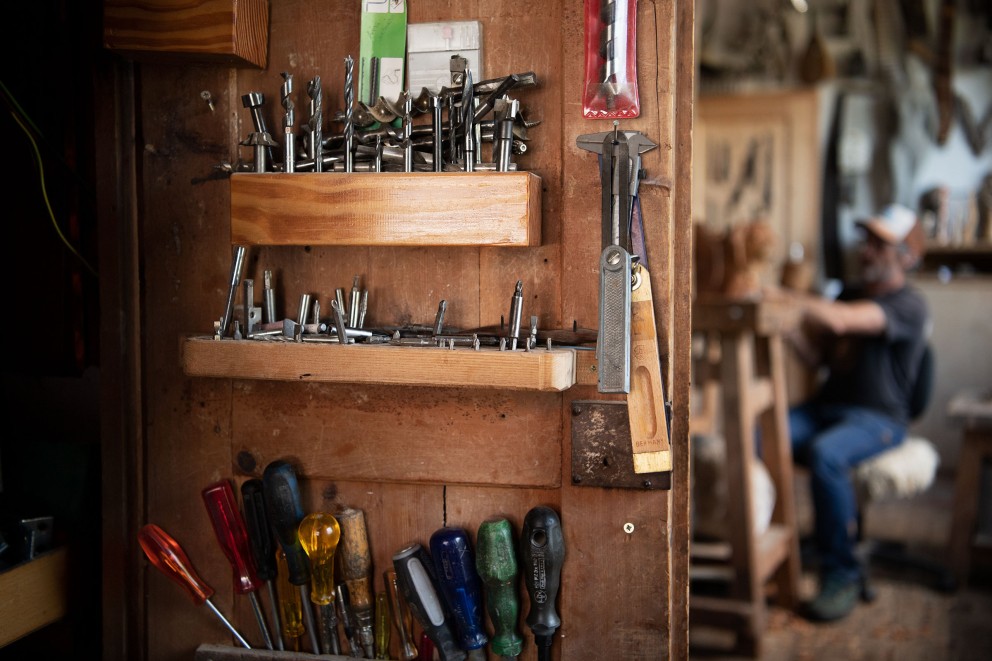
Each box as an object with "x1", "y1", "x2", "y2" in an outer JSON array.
[
  {"x1": 299, "y1": 512, "x2": 343, "y2": 655},
  {"x1": 276, "y1": 548, "x2": 305, "y2": 650}
]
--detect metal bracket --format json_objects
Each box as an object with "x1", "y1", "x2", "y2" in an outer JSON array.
[{"x1": 570, "y1": 401, "x2": 671, "y2": 490}]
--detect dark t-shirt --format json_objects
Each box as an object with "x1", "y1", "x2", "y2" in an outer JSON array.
[{"x1": 814, "y1": 285, "x2": 929, "y2": 424}]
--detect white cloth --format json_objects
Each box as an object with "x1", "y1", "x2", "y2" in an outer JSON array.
[{"x1": 855, "y1": 436, "x2": 939, "y2": 501}]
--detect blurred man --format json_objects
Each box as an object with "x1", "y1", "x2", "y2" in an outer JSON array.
[{"x1": 778, "y1": 204, "x2": 929, "y2": 621}]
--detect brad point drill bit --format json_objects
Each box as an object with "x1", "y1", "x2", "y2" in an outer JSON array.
[
  {"x1": 344, "y1": 55, "x2": 355, "y2": 173},
  {"x1": 281, "y1": 72, "x2": 296, "y2": 173},
  {"x1": 307, "y1": 76, "x2": 323, "y2": 173}
]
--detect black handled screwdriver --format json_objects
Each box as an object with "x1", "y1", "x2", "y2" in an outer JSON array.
[
  {"x1": 262, "y1": 460, "x2": 322, "y2": 654},
  {"x1": 520, "y1": 506, "x2": 564, "y2": 661},
  {"x1": 393, "y1": 543, "x2": 466, "y2": 661},
  {"x1": 241, "y1": 478, "x2": 285, "y2": 650}
]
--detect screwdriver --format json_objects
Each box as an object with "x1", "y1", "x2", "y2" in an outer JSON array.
[
  {"x1": 240, "y1": 478, "x2": 285, "y2": 650},
  {"x1": 418, "y1": 631, "x2": 436, "y2": 661},
  {"x1": 298, "y1": 512, "x2": 343, "y2": 655},
  {"x1": 276, "y1": 548, "x2": 306, "y2": 649},
  {"x1": 337, "y1": 506, "x2": 376, "y2": 658},
  {"x1": 336, "y1": 582, "x2": 365, "y2": 657},
  {"x1": 429, "y1": 527, "x2": 488, "y2": 660},
  {"x1": 262, "y1": 460, "x2": 322, "y2": 654},
  {"x1": 375, "y1": 591, "x2": 391, "y2": 659},
  {"x1": 520, "y1": 507, "x2": 565, "y2": 661},
  {"x1": 392, "y1": 543, "x2": 466, "y2": 661},
  {"x1": 137, "y1": 523, "x2": 251, "y2": 648},
  {"x1": 201, "y1": 479, "x2": 275, "y2": 650},
  {"x1": 475, "y1": 517, "x2": 523, "y2": 660},
  {"x1": 384, "y1": 568, "x2": 419, "y2": 660}
]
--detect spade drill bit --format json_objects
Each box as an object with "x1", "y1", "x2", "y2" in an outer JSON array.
[
  {"x1": 344, "y1": 55, "x2": 355, "y2": 173},
  {"x1": 308, "y1": 77, "x2": 323, "y2": 173},
  {"x1": 281, "y1": 73, "x2": 296, "y2": 173}
]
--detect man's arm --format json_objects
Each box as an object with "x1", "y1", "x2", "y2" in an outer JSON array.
[{"x1": 800, "y1": 296, "x2": 888, "y2": 336}]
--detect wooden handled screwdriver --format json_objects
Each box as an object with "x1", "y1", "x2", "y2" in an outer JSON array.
[{"x1": 338, "y1": 506, "x2": 376, "y2": 658}]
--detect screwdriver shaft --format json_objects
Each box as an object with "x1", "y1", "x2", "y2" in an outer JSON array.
[
  {"x1": 266, "y1": 579, "x2": 285, "y2": 651},
  {"x1": 205, "y1": 597, "x2": 252, "y2": 649},
  {"x1": 249, "y1": 591, "x2": 275, "y2": 650}
]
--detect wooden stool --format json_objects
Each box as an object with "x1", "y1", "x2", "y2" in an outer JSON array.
[
  {"x1": 690, "y1": 298, "x2": 802, "y2": 657},
  {"x1": 948, "y1": 391, "x2": 992, "y2": 585}
]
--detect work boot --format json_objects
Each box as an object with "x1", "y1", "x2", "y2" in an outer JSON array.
[{"x1": 803, "y1": 572, "x2": 860, "y2": 622}]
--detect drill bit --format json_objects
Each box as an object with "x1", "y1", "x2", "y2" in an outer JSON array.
[
  {"x1": 462, "y1": 68, "x2": 475, "y2": 172},
  {"x1": 402, "y1": 96, "x2": 414, "y2": 173},
  {"x1": 263, "y1": 269, "x2": 277, "y2": 325},
  {"x1": 599, "y1": 0, "x2": 629, "y2": 110},
  {"x1": 308, "y1": 76, "x2": 323, "y2": 173},
  {"x1": 281, "y1": 73, "x2": 296, "y2": 173},
  {"x1": 344, "y1": 55, "x2": 355, "y2": 173},
  {"x1": 431, "y1": 93, "x2": 444, "y2": 172}
]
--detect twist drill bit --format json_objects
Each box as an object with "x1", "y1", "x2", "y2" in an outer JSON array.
[
  {"x1": 344, "y1": 55, "x2": 355, "y2": 173},
  {"x1": 281, "y1": 73, "x2": 296, "y2": 173},
  {"x1": 462, "y1": 68, "x2": 475, "y2": 172},
  {"x1": 431, "y1": 94, "x2": 444, "y2": 172},
  {"x1": 402, "y1": 96, "x2": 414, "y2": 173},
  {"x1": 308, "y1": 76, "x2": 323, "y2": 173}
]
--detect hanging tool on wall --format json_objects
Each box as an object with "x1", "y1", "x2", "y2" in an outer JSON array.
[
  {"x1": 201, "y1": 480, "x2": 276, "y2": 650},
  {"x1": 262, "y1": 460, "x2": 322, "y2": 654},
  {"x1": 520, "y1": 507, "x2": 564, "y2": 661},
  {"x1": 138, "y1": 524, "x2": 252, "y2": 649},
  {"x1": 298, "y1": 512, "x2": 343, "y2": 655},
  {"x1": 577, "y1": 122, "x2": 656, "y2": 393},
  {"x1": 429, "y1": 527, "x2": 489, "y2": 660},
  {"x1": 475, "y1": 517, "x2": 522, "y2": 661},
  {"x1": 241, "y1": 479, "x2": 285, "y2": 651},
  {"x1": 583, "y1": 0, "x2": 640, "y2": 118}
]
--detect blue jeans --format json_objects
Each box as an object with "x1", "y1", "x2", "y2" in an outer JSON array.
[{"x1": 790, "y1": 402, "x2": 906, "y2": 582}]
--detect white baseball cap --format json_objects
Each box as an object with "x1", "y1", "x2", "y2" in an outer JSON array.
[{"x1": 856, "y1": 204, "x2": 918, "y2": 245}]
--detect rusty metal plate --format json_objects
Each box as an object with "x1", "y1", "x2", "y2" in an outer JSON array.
[{"x1": 570, "y1": 400, "x2": 671, "y2": 490}]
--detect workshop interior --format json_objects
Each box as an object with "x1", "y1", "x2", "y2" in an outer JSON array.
[{"x1": 0, "y1": 0, "x2": 990, "y2": 659}]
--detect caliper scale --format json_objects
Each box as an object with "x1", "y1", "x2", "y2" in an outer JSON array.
[{"x1": 577, "y1": 122, "x2": 657, "y2": 394}]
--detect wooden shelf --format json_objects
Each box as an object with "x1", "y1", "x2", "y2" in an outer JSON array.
[
  {"x1": 104, "y1": 0, "x2": 269, "y2": 68},
  {"x1": 0, "y1": 548, "x2": 68, "y2": 647},
  {"x1": 229, "y1": 171, "x2": 542, "y2": 247},
  {"x1": 181, "y1": 336, "x2": 576, "y2": 391}
]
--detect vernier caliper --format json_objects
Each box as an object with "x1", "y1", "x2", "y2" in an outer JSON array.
[{"x1": 577, "y1": 122, "x2": 657, "y2": 393}]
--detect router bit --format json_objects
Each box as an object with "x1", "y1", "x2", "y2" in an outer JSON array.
[
  {"x1": 281, "y1": 73, "x2": 296, "y2": 173},
  {"x1": 242, "y1": 91, "x2": 274, "y2": 164}
]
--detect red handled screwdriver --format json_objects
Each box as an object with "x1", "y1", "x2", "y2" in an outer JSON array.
[
  {"x1": 138, "y1": 523, "x2": 251, "y2": 648},
  {"x1": 202, "y1": 479, "x2": 275, "y2": 650}
]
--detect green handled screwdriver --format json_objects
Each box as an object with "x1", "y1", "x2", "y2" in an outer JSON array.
[
  {"x1": 262, "y1": 460, "x2": 322, "y2": 654},
  {"x1": 476, "y1": 517, "x2": 522, "y2": 660},
  {"x1": 299, "y1": 512, "x2": 342, "y2": 655},
  {"x1": 520, "y1": 507, "x2": 564, "y2": 661}
]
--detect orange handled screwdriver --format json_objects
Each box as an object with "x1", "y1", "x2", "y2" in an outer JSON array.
[
  {"x1": 138, "y1": 523, "x2": 251, "y2": 648},
  {"x1": 202, "y1": 479, "x2": 275, "y2": 649}
]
